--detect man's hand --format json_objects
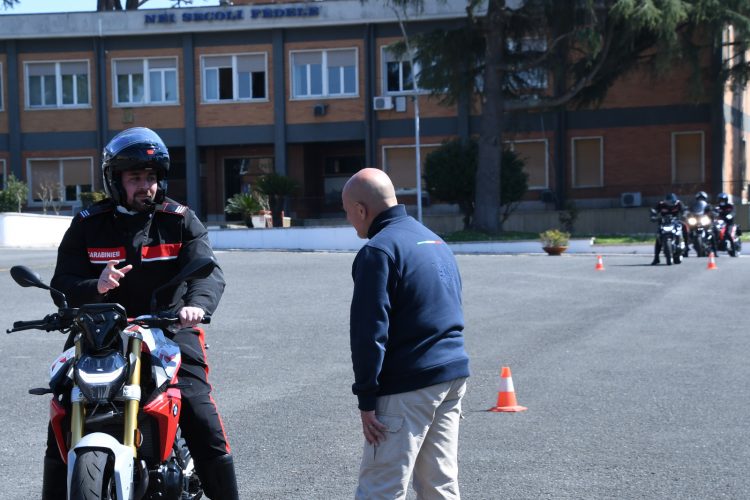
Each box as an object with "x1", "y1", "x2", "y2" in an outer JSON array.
[
  {"x1": 97, "y1": 260, "x2": 133, "y2": 294},
  {"x1": 179, "y1": 306, "x2": 205, "y2": 328},
  {"x1": 360, "y1": 410, "x2": 387, "y2": 446}
]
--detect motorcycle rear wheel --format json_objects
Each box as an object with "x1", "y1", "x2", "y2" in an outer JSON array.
[{"x1": 70, "y1": 450, "x2": 117, "y2": 500}]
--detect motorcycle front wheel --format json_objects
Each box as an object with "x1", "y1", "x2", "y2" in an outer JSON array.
[
  {"x1": 663, "y1": 236, "x2": 673, "y2": 265},
  {"x1": 70, "y1": 450, "x2": 117, "y2": 500}
]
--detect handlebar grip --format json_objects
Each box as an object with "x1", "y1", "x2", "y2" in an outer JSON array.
[
  {"x1": 201, "y1": 315, "x2": 211, "y2": 325},
  {"x1": 6, "y1": 319, "x2": 50, "y2": 334}
]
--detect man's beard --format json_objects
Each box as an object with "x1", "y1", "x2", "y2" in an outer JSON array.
[{"x1": 126, "y1": 192, "x2": 156, "y2": 212}]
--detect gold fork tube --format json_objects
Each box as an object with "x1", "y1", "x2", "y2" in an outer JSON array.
[
  {"x1": 71, "y1": 341, "x2": 84, "y2": 447},
  {"x1": 123, "y1": 337, "x2": 142, "y2": 457}
]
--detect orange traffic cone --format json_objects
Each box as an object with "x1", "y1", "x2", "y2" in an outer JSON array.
[
  {"x1": 707, "y1": 252, "x2": 717, "y2": 270},
  {"x1": 489, "y1": 366, "x2": 527, "y2": 412},
  {"x1": 595, "y1": 255, "x2": 605, "y2": 271}
]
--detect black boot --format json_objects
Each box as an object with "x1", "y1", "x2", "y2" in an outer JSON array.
[
  {"x1": 651, "y1": 255, "x2": 660, "y2": 265},
  {"x1": 42, "y1": 456, "x2": 67, "y2": 500},
  {"x1": 196, "y1": 454, "x2": 239, "y2": 500}
]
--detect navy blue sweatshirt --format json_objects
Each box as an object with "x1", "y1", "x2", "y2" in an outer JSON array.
[{"x1": 350, "y1": 205, "x2": 470, "y2": 411}]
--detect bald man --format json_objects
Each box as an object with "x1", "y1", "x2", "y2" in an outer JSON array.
[{"x1": 343, "y1": 168, "x2": 470, "y2": 499}]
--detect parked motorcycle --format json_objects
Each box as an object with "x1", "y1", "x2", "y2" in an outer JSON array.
[
  {"x1": 713, "y1": 213, "x2": 742, "y2": 257},
  {"x1": 654, "y1": 213, "x2": 685, "y2": 265},
  {"x1": 7, "y1": 257, "x2": 217, "y2": 500},
  {"x1": 685, "y1": 200, "x2": 715, "y2": 257}
]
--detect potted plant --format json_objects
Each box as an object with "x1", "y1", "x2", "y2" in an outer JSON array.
[
  {"x1": 255, "y1": 173, "x2": 298, "y2": 228},
  {"x1": 224, "y1": 192, "x2": 264, "y2": 228},
  {"x1": 539, "y1": 228, "x2": 570, "y2": 255}
]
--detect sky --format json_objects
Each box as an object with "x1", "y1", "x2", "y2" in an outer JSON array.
[{"x1": 0, "y1": 0, "x2": 217, "y2": 14}]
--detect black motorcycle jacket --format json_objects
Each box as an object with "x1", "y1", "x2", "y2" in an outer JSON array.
[
  {"x1": 51, "y1": 198, "x2": 225, "y2": 317},
  {"x1": 651, "y1": 200, "x2": 685, "y2": 220},
  {"x1": 715, "y1": 202, "x2": 735, "y2": 222}
]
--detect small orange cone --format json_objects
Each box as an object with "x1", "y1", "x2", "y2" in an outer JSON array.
[
  {"x1": 595, "y1": 255, "x2": 605, "y2": 271},
  {"x1": 489, "y1": 366, "x2": 527, "y2": 412},
  {"x1": 707, "y1": 252, "x2": 717, "y2": 270}
]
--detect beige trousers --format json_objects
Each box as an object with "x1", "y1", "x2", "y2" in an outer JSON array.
[{"x1": 355, "y1": 377, "x2": 468, "y2": 500}]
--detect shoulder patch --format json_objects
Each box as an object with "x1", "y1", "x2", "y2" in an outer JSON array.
[
  {"x1": 76, "y1": 202, "x2": 114, "y2": 221},
  {"x1": 157, "y1": 202, "x2": 188, "y2": 217}
]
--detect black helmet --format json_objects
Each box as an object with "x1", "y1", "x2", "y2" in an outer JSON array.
[
  {"x1": 665, "y1": 193, "x2": 678, "y2": 207},
  {"x1": 717, "y1": 192, "x2": 729, "y2": 205},
  {"x1": 695, "y1": 191, "x2": 708, "y2": 201},
  {"x1": 102, "y1": 127, "x2": 169, "y2": 206}
]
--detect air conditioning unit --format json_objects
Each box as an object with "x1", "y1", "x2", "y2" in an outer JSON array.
[
  {"x1": 620, "y1": 192, "x2": 642, "y2": 208},
  {"x1": 373, "y1": 96, "x2": 394, "y2": 111}
]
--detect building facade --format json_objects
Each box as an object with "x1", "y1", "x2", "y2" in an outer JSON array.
[{"x1": 0, "y1": 0, "x2": 746, "y2": 224}]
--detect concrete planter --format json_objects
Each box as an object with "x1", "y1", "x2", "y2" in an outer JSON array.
[{"x1": 0, "y1": 212, "x2": 71, "y2": 248}]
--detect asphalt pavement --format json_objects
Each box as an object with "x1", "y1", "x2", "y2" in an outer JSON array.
[{"x1": 0, "y1": 249, "x2": 748, "y2": 499}]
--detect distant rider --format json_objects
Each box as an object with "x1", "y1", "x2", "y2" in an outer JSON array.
[
  {"x1": 684, "y1": 191, "x2": 713, "y2": 257},
  {"x1": 713, "y1": 192, "x2": 741, "y2": 254},
  {"x1": 650, "y1": 193, "x2": 686, "y2": 265}
]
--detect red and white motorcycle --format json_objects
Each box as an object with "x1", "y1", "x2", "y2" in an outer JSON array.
[{"x1": 7, "y1": 258, "x2": 216, "y2": 499}]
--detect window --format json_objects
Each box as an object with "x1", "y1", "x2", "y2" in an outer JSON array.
[
  {"x1": 672, "y1": 131, "x2": 704, "y2": 183},
  {"x1": 382, "y1": 145, "x2": 439, "y2": 192},
  {"x1": 291, "y1": 49, "x2": 357, "y2": 98},
  {"x1": 323, "y1": 156, "x2": 365, "y2": 205},
  {"x1": 506, "y1": 38, "x2": 549, "y2": 90},
  {"x1": 508, "y1": 140, "x2": 548, "y2": 189},
  {"x1": 382, "y1": 47, "x2": 420, "y2": 94},
  {"x1": 26, "y1": 61, "x2": 90, "y2": 108},
  {"x1": 572, "y1": 137, "x2": 603, "y2": 188},
  {"x1": 202, "y1": 53, "x2": 267, "y2": 102},
  {"x1": 114, "y1": 58, "x2": 178, "y2": 106},
  {"x1": 27, "y1": 158, "x2": 93, "y2": 204}
]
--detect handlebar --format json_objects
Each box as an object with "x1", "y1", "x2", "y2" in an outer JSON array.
[
  {"x1": 6, "y1": 311, "x2": 73, "y2": 334},
  {"x1": 131, "y1": 313, "x2": 211, "y2": 330},
  {"x1": 7, "y1": 309, "x2": 211, "y2": 335}
]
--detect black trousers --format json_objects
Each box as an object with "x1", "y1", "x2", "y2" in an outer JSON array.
[{"x1": 46, "y1": 327, "x2": 231, "y2": 463}]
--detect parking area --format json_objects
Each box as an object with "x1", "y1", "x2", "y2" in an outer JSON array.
[{"x1": 1, "y1": 249, "x2": 748, "y2": 499}]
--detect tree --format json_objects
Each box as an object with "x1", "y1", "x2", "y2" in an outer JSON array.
[
  {"x1": 2, "y1": 0, "x2": 195, "y2": 11},
  {"x1": 0, "y1": 174, "x2": 29, "y2": 213},
  {"x1": 424, "y1": 138, "x2": 527, "y2": 229},
  {"x1": 385, "y1": 1, "x2": 750, "y2": 233}
]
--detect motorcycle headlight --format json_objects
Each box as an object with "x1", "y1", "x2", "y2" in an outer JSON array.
[
  {"x1": 700, "y1": 216, "x2": 710, "y2": 225},
  {"x1": 688, "y1": 217, "x2": 697, "y2": 225},
  {"x1": 75, "y1": 352, "x2": 128, "y2": 404}
]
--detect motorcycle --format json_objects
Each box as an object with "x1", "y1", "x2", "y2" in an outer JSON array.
[
  {"x1": 7, "y1": 257, "x2": 217, "y2": 500},
  {"x1": 685, "y1": 200, "x2": 715, "y2": 257},
  {"x1": 713, "y1": 213, "x2": 742, "y2": 257},
  {"x1": 653, "y1": 213, "x2": 684, "y2": 265}
]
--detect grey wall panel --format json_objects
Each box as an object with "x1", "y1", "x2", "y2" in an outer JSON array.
[
  {"x1": 287, "y1": 121, "x2": 365, "y2": 142},
  {"x1": 196, "y1": 125, "x2": 275, "y2": 145},
  {"x1": 567, "y1": 104, "x2": 711, "y2": 129},
  {"x1": 194, "y1": 30, "x2": 272, "y2": 47},
  {"x1": 285, "y1": 25, "x2": 365, "y2": 43},
  {"x1": 22, "y1": 131, "x2": 98, "y2": 151},
  {"x1": 17, "y1": 38, "x2": 93, "y2": 53},
  {"x1": 377, "y1": 117, "x2": 457, "y2": 138},
  {"x1": 103, "y1": 35, "x2": 182, "y2": 51}
]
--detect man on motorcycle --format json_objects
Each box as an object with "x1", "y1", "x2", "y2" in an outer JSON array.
[
  {"x1": 42, "y1": 127, "x2": 239, "y2": 499},
  {"x1": 684, "y1": 191, "x2": 713, "y2": 257},
  {"x1": 713, "y1": 192, "x2": 742, "y2": 256},
  {"x1": 650, "y1": 193, "x2": 687, "y2": 265}
]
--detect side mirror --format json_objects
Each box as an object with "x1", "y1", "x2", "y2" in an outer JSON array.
[
  {"x1": 149, "y1": 257, "x2": 218, "y2": 312},
  {"x1": 10, "y1": 265, "x2": 68, "y2": 308},
  {"x1": 10, "y1": 266, "x2": 45, "y2": 288}
]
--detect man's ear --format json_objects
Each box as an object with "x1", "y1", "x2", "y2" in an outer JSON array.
[{"x1": 356, "y1": 201, "x2": 368, "y2": 221}]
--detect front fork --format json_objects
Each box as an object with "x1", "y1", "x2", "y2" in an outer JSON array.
[{"x1": 70, "y1": 336, "x2": 143, "y2": 458}]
